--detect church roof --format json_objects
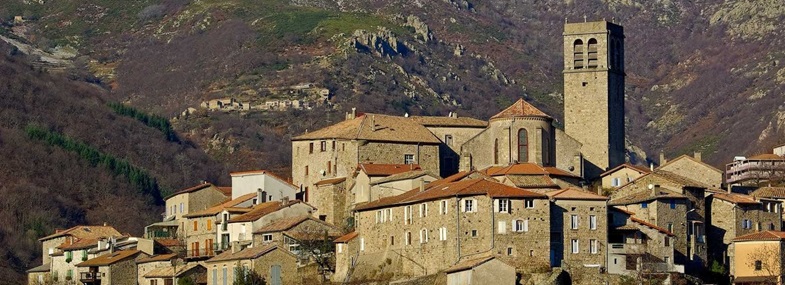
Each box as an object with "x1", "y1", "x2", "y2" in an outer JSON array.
[
  {"x1": 490, "y1": 99, "x2": 551, "y2": 120},
  {"x1": 292, "y1": 113, "x2": 441, "y2": 144}
]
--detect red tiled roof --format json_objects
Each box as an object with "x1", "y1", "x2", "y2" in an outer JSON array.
[
  {"x1": 747, "y1": 153, "x2": 784, "y2": 160},
  {"x1": 482, "y1": 164, "x2": 579, "y2": 178},
  {"x1": 183, "y1": 193, "x2": 257, "y2": 218},
  {"x1": 546, "y1": 188, "x2": 608, "y2": 201},
  {"x1": 315, "y1": 177, "x2": 347, "y2": 186},
  {"x1": 752, "y1": 187, "x2": 785, "y2": 199},
  {"x1": 630, "y1": 217, "x2": 675, "y2": 236},
  {"x1": 58, "y1": 238, "x2": 100, "y2": 251},
  {"x1": 609, "y1": 188, "x2": 687, "y2": 205},
  {"x1": 358, "y1": 163, "x2": 422, "y2": 176},
  {"x1": 490, "y1": 99, "x2": 551, "y2": 120},
  {"x1": 292, "y1": 113, "x2": 442, "y2": 144},
  {"x1": 408, "y1": 116, "x2": 488, "y2": 128},
  {"x1": 164, "y1": 182, "x2": 216, "y2": 200},
  {"x1": 610, "y1": 206, "x2": 636, "y2": 216},
  {"x1": 137, "y1": 253, "x2": 178, "y2": 264},
  {"x1": 334, "y1": 232, "x2": 358, "y2": 243},
  {"x1": 733, "y1": 231, "x2": 785, "y2": 242},
  {"x1": 253, "y1": 216, "x2": 311, "y2": 234},
  {"x1": 356, "y1": 178, "x2": 547, "y2": 211},
  {"x1": 600, "y1": 163, "x2": 651, "y2": 177},
  {"x1": 154, "y1": 239, "x2": 182, "y2": 247},
  {"x1": 39, "y1": 225, "x2": 122, "y2": 242},
  {"x1": 228, "y1": 200, "x2": 308, "y2": 223},
  {"x1": 711, "y1": 192, "x2": 760, "y2": 205},
  {"x1": 206, "y1": 244, "x2": 282, "y2": 263},
  {"x1": 217, "y1": 187, "x2": 232, "y2": 197},
  {"x1": 76, "y1": 250, "x2": 142, "y2": 267}
]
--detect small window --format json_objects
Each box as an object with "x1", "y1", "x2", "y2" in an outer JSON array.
[
  {"x1": 641, "y1": 202, "x2": 648, "y2": 208},
  {"x1": 589, "y1": 215, "x2": 597, "y2": 230},
  {"x1": 670, "y1": 199, "x2": 676, "y2": 209},
  {"x1": 513, "y1": 220, "x2": 528, "y2": 232},
  {"x1": 471, "y1": 229, "x2": 478, "y2": 237},
  {"x1": 262, "y1": 234, "x2": 273, "y2": 242},
  {"x1": 497, "y1": 199, "x2": 510, "y2": 213},
  {"x1": 665, "y1": 236, "x2": 670, "y2": 246},
  {"x1": 404, "y1": 154, "x2": 415, "y2": 164},
  {"x1": 390, "y1": 236, "x2": 395, "y2": 245},
  {"x1": 419, "y1": 203, "x2": 428, "y2": 217},
  {"x1": 332, "y1": 141, "x2": 336, "y2": 150},
  {"x1": 305, "y1": 166, "x2": 309, "y2": 175},
  {"x1": 420, "y1": 228, "x2": 429, "y2": 243},
  {"x1": 524, "y1": 199, "x2": 534, "y2": 209},
  {"x1": 611, "y1": 178, "x2": 621, "y2": 187},
  {"x1": 445, "y1": 135, "x2": 453, "y2": 146},
  {"x1": 337, "y1": 243, "x2": 343, "y2": 253},
  {"x1": 320, "y1": 141, "x2": 327, "y2": 151},
  {"x1": 507, "y1": 247, "x2": 513, "y2": 256},
  {"x1": 180, "y1": 202, "x2": 184, "y2": 214},
  {"x1": 667, "y1": 223, "x2": 673, "y2": 233},
  {"x1": 439, "y1": 227, "x2": 448, "y2": 241},
  {"x1": 463, "y1": 199, "x2": 475, "y2": 212},
  {"x1": 405, "y1": 231, "x2": 412, "y2": 245},
  {"x1": 755, "y1": 260, "x2": 762, "y2": 270},
  {"x1": 440, "y1": 200, "x2": 448, "y2": 215},
  {"x1": 518, "y1": 129, "x2": 529, "y2": 162},
  {"x1": 571, "y1": 215, "x2": 579, "y2": 230},
  {"x1": 498, "y1": 221, "x2": 507, "y2": 234},
  {"x1": 360, "y1": 238, "x2": 365, "y2": 251},
  {"x1": 571, "y1": 239, "x2": 579, "y2": 253},
  {"x1": 327, "y1": 161, "x2": 331, "y2": 174},
  {"x1": 193, "y1": 221, "x2": 198, "y2": 231},
  {"x1": 207, "y1": 219, "x2": 212, "y2": 231},
  {"x1": 309, "y1": 143, "x2": 314, "y2": 154},
  {"x1": 590, "y1": 239, "x2": 598, "y2": 254}
]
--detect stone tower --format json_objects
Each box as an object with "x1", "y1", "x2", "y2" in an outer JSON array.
[{"x1": 563, "y1": 20, "x2": 625, "y2": 179}]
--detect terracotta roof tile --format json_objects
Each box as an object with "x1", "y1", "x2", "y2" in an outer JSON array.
[
  {"x1": 609, "y1": 188, "x2": 687, "y2": 205},
  {"x1": 228, "y1": 200, "x2": 308, "y2": 223},
  {"x1": 424, "y1": 171, "x2": 477, "y2": 189},
  {"x1": 630, "y1": 217, "x2": 675, "y2": 236},
  {"x1": 27, "y1": 263, "x2": 50, "y2": 273},
  {"x1": 358, "y1": 163, "x2": 422, "y2": 176},
  {"x1": 444, "y1": 256, "x2": 497, "y2": 273},
  {"x1": 76, "y1": 250, "x2": 142, "y2": 267},
  {"x1": 546, "y1": 188, "x2": 608, "y2": 201},
  {"x1": 154, "y1": 239, "x2": 182, "y2": 248},
  {"x1": 254, "y1": 216, "x2": 342, "y2": 239},
  {"x1": 408, "y1": 116, "x2": 488, "y2": 128},
  {"x1": 733, "y1": 231, "x2": 785, "y2": 242},
  {"x1": 490, "y1": 99, "x2": 551, "y2": 120},
  {"x1": 498, "y1": 175, "x2": 559, "y2": 188},
  {"x1": 183, "y1": 193, "x2": 257, "y2": 218},
  {"x1": 293, "y1": 114, "x2": 441, "y2": 143},
  {"x1": 747, "y1": 153, "x2": 785, "y2": 160},
  {"x1": 164, "y1": 182, "x2": 216, "y2": 200},
  {"x1": 206, "y1": 244, "x2": 282, "y2": 263},
  {"x1": 144, "y1": 264, "x2": 203, "y2": 278},
  {"x1": 711, "y1": 192, "x2": 760, "y2": 205},
  {"x1": 39, "y1": 225, "x2": 122, "y2": 242},
  {"x1": 482, "y1": 163, "x2": 578, "y2": 178},
  {"x1": 137, "y1": 253, "x2": 177, "y2": 264},
  {"x1": 752, "y1": 187, "x2": 785, "y2": 199},
  {"x1": 600, "y1": 163, "x2": 651, "y2": 177},
  {"x1": 334, "y1": 232, "x2": 359, "y2": 243},
  {"x1": 370, "y1": 170, "x2": 439, "y2": 186},
  {"x1": 315, "y1": 177, "x2": 347, "y2": 186},
  {"x1": 217, "y1": 187, "x2": 232, "y2": 197},
  {"x1": 253, "y1": 216, "x2": 311, "y2": 234},
  {"x1": 58, "y1": 238, "x2": 101, "y2": 251}
]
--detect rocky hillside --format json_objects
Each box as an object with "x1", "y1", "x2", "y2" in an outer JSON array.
[{"x1": 0, "y1": 0, "x2": 784, "y2": 280}]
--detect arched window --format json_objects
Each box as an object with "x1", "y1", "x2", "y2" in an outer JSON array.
[
  {"x1": 573, "y1": 39, "x2": 584, "y2": 69},
  {"x1": 493, "y1": 139, "x2": 499, "y2": 164},
  {"x1": 518, "y1": 129, "x2": 528, "y2": 162},
  {"x1": 587, "y1": 38, "x2": 598, "y2": 68},
  {"x1": 420, "y1": 228, "x2": 429, "y2": 243}
]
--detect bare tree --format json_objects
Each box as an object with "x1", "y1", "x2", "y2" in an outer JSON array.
[
  {"x1": 742, "y1": 243, "x2": 782, "y2": 285},
  {"x1": 290, "y1": 223, "x2": 337, "y2": 282}
]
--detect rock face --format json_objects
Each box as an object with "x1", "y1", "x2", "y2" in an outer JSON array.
[
  {"x1": 351, "y1": 28, "x2": 409, "y2": 57},
  {"x1": 709, "y1": 0, "x2": 785, "y2": 40},
  {"x1": 404, "y1": 15, "x2": 433, "y2": 42}
]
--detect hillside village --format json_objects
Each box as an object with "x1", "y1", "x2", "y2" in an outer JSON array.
[{"x1": 24, "y1": 20, "x2": 785, "y2": 285}]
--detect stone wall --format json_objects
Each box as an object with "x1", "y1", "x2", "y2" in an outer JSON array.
[
  {"x1": 313, "y1": 182, "x2": 347, "y2": 225},
  {"x1": 659, "y1": 157, "x2": 722, "y2": 188},
  {"x1": 109, "y1": 258, "x2": 138, "y2": 285},
  {"x1": 550, "y1": 199, "x2": 607, "y2": 269},
  {"x1": 554, "y1": 129, "x2": 583, "y2": 177},
  {"x1": 461, "y1": 117, "x2": 555, "y2": 171},
  {"x1": 291, "y1": 139, "x2": 359, "y2": 197},
  {"x1": 136, "y1": 260, "x2": 171, "y2": 285},
  {"x1": 252, "y1": 248, "x2": 300, "y2": 285},
  {"x1": 185, "y1": 215, "x2": 217, "y2": 257},
  {"x1": 358, "y1": 142, "x2": 440, "y2": 175}
]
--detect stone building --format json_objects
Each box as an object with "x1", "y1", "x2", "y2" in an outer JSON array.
[
  {"x1": 598, "y1": 163, "x2": 651, "y2": 191},
  {"x1": 224, "y1": 199, "x2": 316, "y2": 249},
  {"x1": 563, "y1": 21, "x2": 626, "y2": 179},
  {"x1": 143, "y1": 263, "x2": 206, "y2": 285},
  {"x1": 345, "y1": 178, "x2": 550, "y2": 281},
  {"x1": 445, "y1": 256, "x2": 516, "y2": 285},
  {"x1": 146, "y1": 182, "x2": 230, "y2": 244},
  {"x1": 481, "y1": 163, "x2": 582, "y2": 190},
  {"x1": 229, "y1": 170, "x2": 298, "y2": 201},
  {"x1": 181, "y1": 193, "x2": 257, "y2": 260},
  {"x1": 409, "y1": 113, "x2": 488, "y2": 176},
  {"x1": 659, "y1": 153, "x2": 723, "y2": 188},
  {"x1": 205, "y1": 244, "x2": 300, "y2": 285},
  {"x1": 545, "y1": 188, "x2": 608, "y2": 276},
  {"x1": 135, "y1": 253, "x2": 178, "y2": 285},
  {"x1": 75, "y1": 249, "x2": 147, "y2": 285},
  {"x1": 706, "y1": 191, "x2": 782, "y2": 273},
  {"x1": 607, "y1": 207, "x2": 681, "y2": 275},
  {"x1": 751, "y1": 186, "x2": 785, "y2": 226},
  {"x1": 350, "y1": 163, "x2": 426, "y2": 205}
]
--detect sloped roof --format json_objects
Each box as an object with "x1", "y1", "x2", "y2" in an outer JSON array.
[
  {"x1": 610, "y1": 207, "x2": 674, "y2": 236},
  {"x1": 711, "y1": 192, "x2": 760, "y2": 205},
  {"x1": 183, "y1": 193, "x2": 257, "y2": 218},
  {"x1": 482, "y1": 163, "x2": 580, "y2": 178},
  {"x1": 370, "y1": 170, "x2": 439, "y2": 186},
  {"x1": 747, "y1": 153, "x2": 784, "y2": 160},
  {"x1": 165, "y1": 182, "x2": 222, "y2": 200},
  {"x1": 39, "y1": 225, "x2": 122, "y2": 242},
  {"x1": 315, "y1": 177, "x2": 347, "y2": 186},
  {"x1": 498, "y1": 175, "x2": 558, "y2": 188},
  {"x1": 630, "y1": 217, "x2": 675, "y2": 237},
  {"x1": 358, "y1": 163, "x2": 422, "y2": 176},
  {"x1": 144, "y1": 264, "x2": 203, "y2": 278},
  {"x1": 658, "y1": 155, "x2": 722, "y2": 175},
  {"x1": 424, "y1": 171, "x2": 477, "y2": 189},
  {"x1": 445, "y1": 256, "x2": 508, "y2": 273},
  {"x1": 733, "y1": 231, "x2": 785, "y2": 242},
  {"x1": 206, "y1": 244, "x2": 282, "y2": 263},
  {"x1": 137, "y1": 253, "x2": 178, "y2": 264},
  {"x1": 58, "y1": 238, "x2": 100, "y2": 251},
  {"x1": 27, "y1": 263, "x2": 50, "y2": 273},
  {"x1": 228, "y1": 200, "x2": 307, "y2": 223},
  {"x1": 752, "y1": 187, "x2": 785, "y2": 199},
  {"x1": 229, "y1": 170, "x2": 296, "y2": 187},
  {"x1": 609, "y1": 188, "x2": 687, "y2": 205},
  {"x1": 217, "y1": 187, "x2": 232, "y2": 196},
  {"x1": 253, "y1": 215, "x2": 311, "y2": 234},
  {"x1": 600, "y1": 163, "x2": 651, "y2": 177},
  {"x1": 546, "y1": 188, "x2": 608, "y2": 201},
  {"x1": 490, "y1": 99, "x2": 551, "y2": 120},
  {"x1": 408, "y1": 116, "x2": 488, "y2": 128},
  {"x1": 334, "y1": 232, "x2": 359, "y2": 243},
  {"x1": 254, "y1": 216, "x2": 343, "y2": 239},
  {"x1": 154, "y1": 239, "x2": 182, "y2": 247},
  {"x1": 292, "y1": 113, "x2": 441, "y2": 143},
  {"x1": 76, "y1": 250, "x2": 141, "y2": 267},
  {"x1": 356, "y1": 178, "x2": 547, "y2": 211}
]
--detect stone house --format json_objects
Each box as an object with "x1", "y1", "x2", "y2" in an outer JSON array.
[
  {"x1": 706, "y1": 191, "x2": 782, "y2": 273},
  {"x1": 369, "y1": 170, "x2": 440, "y2": 201},
  {"x1": 445, "y1": 256, "x2": 516, "y2": 285},
  {"x1": 332, "y1": 232, "x2": 359, "y2": 283},
  {"x1": 460, "y1": 99, "x2": 583, "y2": 179},
  {"x1": 607, "y1": 207, "x2": 681, "y2": 275},
  {"x1": 313, "y1": 177, "x2": 349, "y2": 225},
  {"x1": 224, "y1": 199, "x2": 316, "y2": 248},
  {"x1": 610, "y1": 171, "x2": 708, "y2": 273},
  {"x1": 348, "y1": 178, "x2": 551, "y2": 279},
  {"x1": 29, "y1": 225, "x2": 123, "y2": 283},
  {"x1": 659, "y1": 153, "x2": 723, "y2": 188},
  {"x1": 751, "y1": 186, "x2": 785, "y2": 227},
  {"x1": 732, "y1": 231, "x2": 785, "y2": 284},
  {"x1": 182, "y1": 193, "x2": 257, "y2": 260},
  {"x1": 148, "y1": 182, "x2": 230, "y2": 242},
  {"x1": 136, "y1": 253, "x2": 178, "y2": 285},
  {"x1": 205, "y1": 244, "x2": 300, "y2": 285},
  {"x1": 545, "y1": 188, "x2": 608, "y2": 277},
  {"x1": 409, "y1": 113, "x2": 488, "y2": 176},
  {"x1": 75, "y1": 249, "x2": 147, "y2": 285},
  {"x1": 598, "y1": 163, "x2": 651, "y2": 191},
  {"x1": 351, "y1": 163, "x2": 425, "y2": 205},
  {"x1": 252, "y1": 215, "x2": 342, "y2": 262},
  {"x1": 35, "y1": 225, "x2": 122, "y2": 267},
  {"x1": 229, "y1": 170, "x2": 297, "y2": 201},
  {"x1": 143, "y1": 263, "x2": 206, "y2": 285}
]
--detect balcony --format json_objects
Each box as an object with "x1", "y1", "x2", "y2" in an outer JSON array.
[
  {"x1": 185, "y1": 246, "x2": 216, "y2": 259},
  {"x1": 147, "y1": 230, "x2": 177, "y2": 239},
  {"x1": 80, "y1": 272, "x2": 102, "y2": 283}
]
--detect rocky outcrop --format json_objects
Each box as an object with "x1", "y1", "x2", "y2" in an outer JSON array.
[
  {"x1": 351, "y1": 28, "x2": 410, "y2": 57},
  {"x1": 709, "y1": 0, "x2": 785, "y2": 40},
  {"x1": 404, "y1": 15, "x2": 433, "y2": 42}
]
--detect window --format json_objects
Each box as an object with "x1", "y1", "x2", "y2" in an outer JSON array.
[
  {"x1": 611, "y1": 177, "x2": 621, "y2": 187},
  {"x1": 667, "y1": 223, "x2": 673, "y2": 233},
  {"x1": 573, "y1": 39, "x2": 584, "y2": 69},
  {"x1": 590, "y1": 239, "x2": 598, "y2": 254},
  {"x1": 404, "y1": 205, "x2": 412, "y2": 225},
  {"x1": 665, "y1": 236, "x2": 670, "y2": 246},
  {"x1": 670, "y1": 199, "x2": 676, "y2": 209},
  {"x1": 525, "y1": 199, "x2": 534, "y2": 208},
  {"x1": 180, "y1": 202, "x2": 184, "y2": 213},
  {"x1": 439, "y1": 227, "x2": 448, "y2": 241},
  {"x1": 497, "y1": 199, "x2": 510, "y2": 213},
  {"x1": 755, "y1": 260, "x2": 762, "y2": 270},
  {"x1": 440, "y1": 200, "x2": 448, "y2": 215},
  {"x1": 589, "y1": 215, "x2": 597, "y2": 230},
  {"x1": 309, "y1": 143, "x2": 313, "y2": 154},
  {"x1": 587, "y1": 38, "x2": 598, "y2": 68},
  {"x1": 514, "y1": 220, "x2": 528, "y2": 232},
  {"x1": 571, "y1": 239, "x2": 579, "y2": 254},
  {"x1": 390, "y1": 236, "x2": 395, "y2": 245},
  {"x1": 571, "y1": 215, "x2": 579, "y2": 230},
  {"x1": 420, "y1": 228, "x2": 429, "y2": 243},
  {"x1": 404, "y1": 154, "x2": 415, "y2": 164},
  {"x1": 360, "y1": 238, "x2": 365, "y2": 251},
  {"x1": 207, "y1": 219, "x2": 212, "y2": 231},
  {"x1": 445, "y1": 135, "x2": 453, "y2": 146},
  {"x1": 327, "y1": 161, "x2": 331, "y2": 174},
  {"x1": 222, "y1": 267, "x2": 227, "y2": 285},
  {"x1": 193, "y1": 221, "x2": 198, "y2": 231},
  {"x1": 263, "y1": 234, "x2": 273, "y2": 242},
  {"x1": 471, "y1": 230, "x2": 478, "y2": 237},
  {"x1": 419, "y1": 203, "x2": 428, "y2": 217},
  {"x1": 517, "y1": 129, "x2": 528, "y2": 162},
  {"x1": 498, "y1": 221, "x2": 507, "y2": 234},
  {"x1": 405, "y1": 231, "x2": 412, "y2": 245},
  {"x1": 386, "y1": 208, "x2": 393, "y2": 221},
  {"x1": 493, "y1": 139, "x2": 499, "y2": 164},
  {"x1": 507, "y1": 247, "x2": 513, "y2": 256},
  {"x1": 332, "y1": 141, "x2": 336, "y2": 150},
  {"x1": 305, "y1": 166, "x2": 309, "y2": 175},
  {"x1": 151, "y1": 280, "x2": 158, "y2": 285},
  {"x1": 742, "y1": 219, "x2": 752, "y2": 229},
  {"x1": 542, "y1": 134, "x2": 550, "y2": 165},
  {"x1": 641, "y1": 202, "x2": 648, "y2": 208},
  {"x1": 320, "y1": 141, "x2": 326, "y2": 151},
  {"x1": 463, "y1": 199, "x2": 475, "y2": 212},
  {"x1": 213, "y1": 269, "x2": 217, "y2": 285},
  {"x1": 376, "y1": 210, "x2": 382, "y2": 224}
]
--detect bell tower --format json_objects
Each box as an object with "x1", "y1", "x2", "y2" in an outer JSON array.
[{"x1": 563, "y1": 20, "x2": 625, "y2": 179}]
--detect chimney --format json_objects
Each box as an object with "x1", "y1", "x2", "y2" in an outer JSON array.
[
  {"x1": 371, "y1": 115, "x2": 377, "y2": 131},
  {"x1": 650, "y1": 184, "x2": 660, "y2": 196},
  {"x1": 419, "y1": 178, "x2": 425, "y2": 192},
  {"x1": 649, "y1": 163, "x2": 654, "y2": 171},
  {"x1": 694, "y1": 152, "x2": 702, "y2": 162},
  {"x1": 281, "y1": 195, "x2": 289, "y2": 205},
  {"x1": 659, "y1": 152, "x2": 667, "y2": 165},
  {"x1": 257, "y1": 188, "x2": 264, "y2": 204}
]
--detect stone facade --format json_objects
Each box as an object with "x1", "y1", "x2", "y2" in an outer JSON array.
[
  {"x1": 607, "y1": 208, "x2": 679, "y2": 275},
  {"x1": 563, "y1": 21, "x2": 626, "y2": 179},
  {"x1": 549, "y1": 199, "x2": 608, "y2": 269},
  {"x1": 184, "y1": 215, "x2": 217, "y2": 258},
  {"x1": 313, "y1": 180, "x2": 349, "y2": 225},
  {"x1": 659, "y1": 154, "x2": 723, "y2": 188},
  {"x1": 206, "y1": 246, "x2": 300, "y2": 285},
  {"x1": 461, "y1": 116, "x2": 556, "y2": 171},
  {"x1": 600, "y1": 164, "x2": 650, "y2": 190}
]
